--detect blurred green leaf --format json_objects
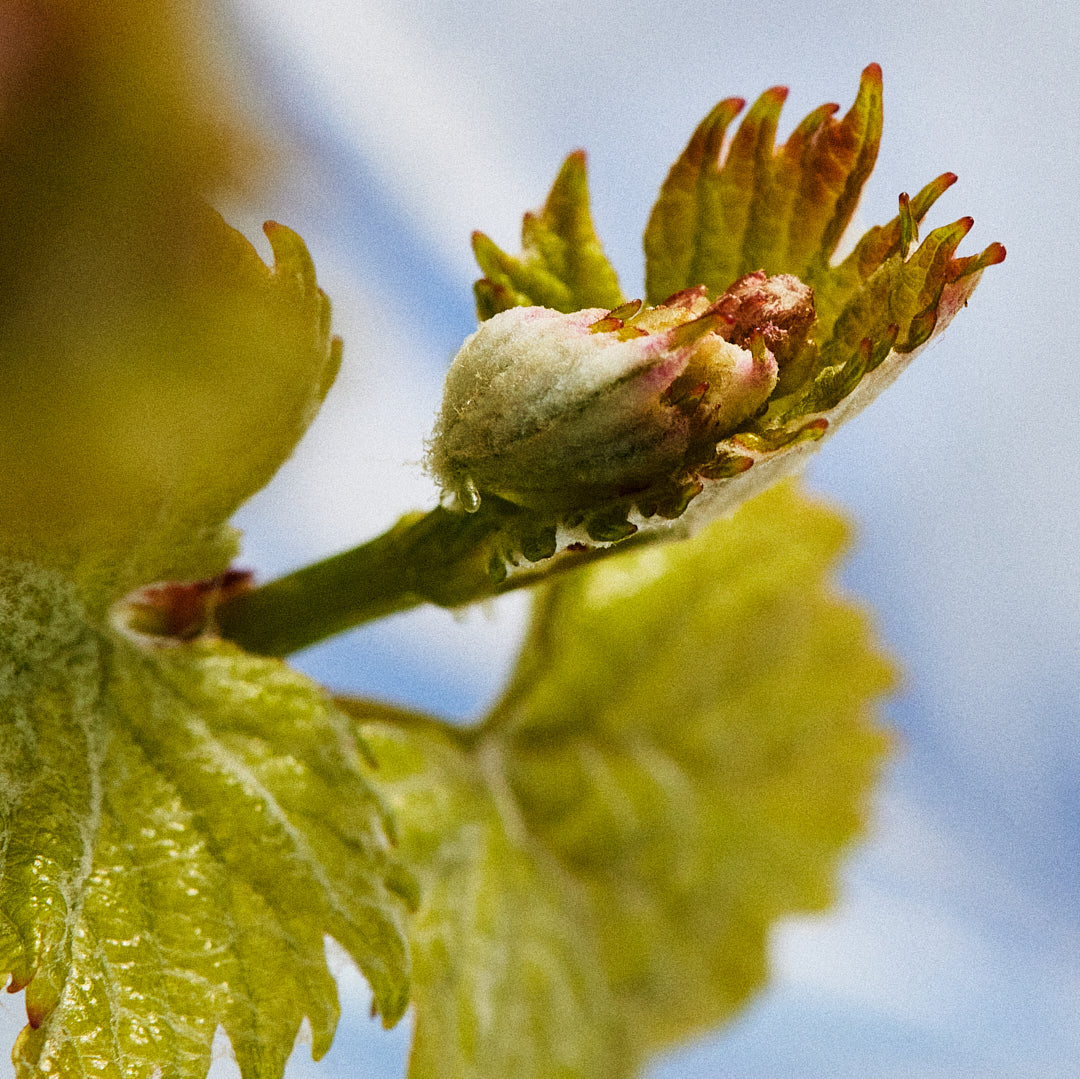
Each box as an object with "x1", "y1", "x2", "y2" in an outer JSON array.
[
  {"x1": 0, "y1": 211, "x2": 342, "y2": 609},
  {"x1": 473, "y1": 151, "x2": 625, "y2": 319},
  {"x1": 356, "y1": 713, "x2": 629, "y2": 1079},
  {"x1": 0, "y1": 2, "x2": 341, "y2": 607},
  {"x1": 0, "y1": 560, "x2": 411, "y2": 1079},
  {"x1": 354, "y1": 481, "x2": 893, "y2": 1078}
]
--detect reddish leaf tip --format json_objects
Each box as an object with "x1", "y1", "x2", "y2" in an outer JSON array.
[
  {"x1": 941, "y1": 171, "x2": 959, "y2": 188},
  {"x1": 25, "y1": 1001, "x2": 48, "y2": 1030},
  {"x1": 762, "y1": 85, "x2": 789, "y2": 105},
  {"x1": 946, "y1": 239, "x2": 1007, "y2": 281},
  {"x1": 861, "y1": 62, "x2": 883, "y2": 85}
]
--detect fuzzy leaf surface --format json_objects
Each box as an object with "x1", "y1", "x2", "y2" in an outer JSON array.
[
  {"x1": 357, "y1": 482, "x2": 893, "y2": 1078},
  {"x1": 0, "y1": 563, "x2": 411, "y2": 1079}
]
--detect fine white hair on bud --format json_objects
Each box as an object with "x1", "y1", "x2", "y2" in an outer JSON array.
[{"x1": 428, "y1": 274, "x2": 816, "y2": 546}]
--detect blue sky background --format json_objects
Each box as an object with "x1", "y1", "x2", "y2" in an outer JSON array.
[{"x1": 4, "y1": 1, "x2": 1079, "y2": 1076}]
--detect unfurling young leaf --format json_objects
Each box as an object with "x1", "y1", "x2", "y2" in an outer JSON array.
[
  {"x1": 472, "y1": 151, "x2": 625, "y2": 319},
  {"x1": 351, "y1": 483, "x2": 893, "y2": 1079},
  {"x1": 428, "y1": 65, "x2": 1003, "y2": 568}
]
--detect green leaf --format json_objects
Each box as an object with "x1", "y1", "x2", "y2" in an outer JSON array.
[
  {"x1": 0, "y1": 561, "x2": 411, "y2": 1079},
  {"x1": 644, "y1": 65, "x2": 884, "y2": 303},
  {"x1": 1, "y1": 7, "x2": 345, "y2": 605},
  {"x1": 355, "y1": 481, "x2": 893, "y2": 1077},
  {"x1": 0, "y1": 213, "x2": 343, "y2": 611},
  {"x1": 0, "y1": 14, "x2": 409, "y2": 1078},
  {"x1": 354, "y1": 712, "x2": 630, "y2": 1079},
  {"x1": 629, "y1": 66, "x2": 1005, "y2": 528},
  {"x1": 642, "y1": 63, "x2": 1004, "y2": 352},
  {"x1": 473, "y1": 151, "x2": 625, "y2": 319}
]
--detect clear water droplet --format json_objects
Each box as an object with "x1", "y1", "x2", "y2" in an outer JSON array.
[{"x1": 458, "y1": 475, "x2": 481, "y2": 513}]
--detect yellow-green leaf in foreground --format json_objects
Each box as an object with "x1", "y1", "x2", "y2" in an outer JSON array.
[
  {"x1": 0, "y1": 198, "x2": 409, "y2": 1075},
  {"x1": 0, "y1": 560, "x2": 411, "y2": 1079},
  {"x1": 354, "y1": 481, "x2": 893, "y2": 1078}
]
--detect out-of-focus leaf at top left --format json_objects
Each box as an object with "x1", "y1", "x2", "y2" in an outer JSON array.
[
  {"x1": 0, "y1": 207, "x2": 343, "y2": 607},
  {"x1": 0, "y1": 0, "x2": 335, "y2": 605}
]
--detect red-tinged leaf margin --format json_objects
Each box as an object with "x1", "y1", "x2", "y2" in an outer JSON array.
[{"x1": 644, "y1": 64, "x2": 884, "y2": 304}]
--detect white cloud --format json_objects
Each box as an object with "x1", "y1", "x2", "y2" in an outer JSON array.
[
  {"x1": 231, "y1": 0, "x2": 550, "y2": 285},
  {"x1": 769, "y1": 787, "x2": 1080, "y2": 1060}
]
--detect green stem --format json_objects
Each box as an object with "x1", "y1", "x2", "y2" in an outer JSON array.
[
  {"x1": 215, "y1": 499, "x2": 661, "y2": 657},
  {"x1": 215, "y1": 503, "x2": 506, "y2": 656}
]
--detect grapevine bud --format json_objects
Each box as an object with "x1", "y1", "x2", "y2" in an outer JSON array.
[
  {"x1": 434, "y1": 66, "x2": 1005, "y2": 559},
  {"x1": 428, "y1": 275, "x2": 814, "y2": 535}
]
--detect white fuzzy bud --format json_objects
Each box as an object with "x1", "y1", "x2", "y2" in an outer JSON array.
[{"x1": 428, "y1": 278, "x2": 817, "y2": 539}]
